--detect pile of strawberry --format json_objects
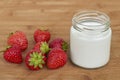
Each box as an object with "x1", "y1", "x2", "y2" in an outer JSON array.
[{"x1": 3, "y1": 29, "x2": 68, "y2": 70}]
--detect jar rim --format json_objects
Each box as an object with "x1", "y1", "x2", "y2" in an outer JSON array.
[{"x1": 72, "y1": 10, "x2": 110, "y2": 28}]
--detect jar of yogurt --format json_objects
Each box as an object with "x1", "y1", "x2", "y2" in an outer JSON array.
[{"x1": 70, "y1": 10, "x2": 112, "y2": 69}]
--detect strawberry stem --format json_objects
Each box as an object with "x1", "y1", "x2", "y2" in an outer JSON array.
[
  {"x1": 8, "y1": 32, "x2": 14, "y2": 38},
  {"x1": 0, "y1": 50, "x2": 5, "y2": 53}
]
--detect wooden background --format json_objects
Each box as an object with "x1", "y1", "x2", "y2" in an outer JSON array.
[{"x1": 0, "y1": 0, "x2": 120, "y2": 80}]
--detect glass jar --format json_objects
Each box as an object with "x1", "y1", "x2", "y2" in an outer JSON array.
[{"x1": 70, "y1": 10, "x2": 112, "y2": 69}]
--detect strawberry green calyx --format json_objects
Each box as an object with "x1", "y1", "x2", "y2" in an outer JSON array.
[
  {"x1": 62, "y1": 42, "x2": 68, "y2": 52},
  {"x1": 0, "y1": 46, "x2": 11, "y2": 53},
  {"x1": 29, "y1": 52, "x2": 45, "y2": 68},
  {"x1": 6, "y1": 46, "x2": 11, "y2": 49},
  {"x1": 40, "y1": 42, "x2": 50, "y2": 54},
  {"x1": 40, "y1": 27, "x2": 48, "y2": 31}
]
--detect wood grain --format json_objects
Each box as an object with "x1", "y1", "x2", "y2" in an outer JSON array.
[{"x1": 0, "y1": 0, "x2": 120, "y2": 80}]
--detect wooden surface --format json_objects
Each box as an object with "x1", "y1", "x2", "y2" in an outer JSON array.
[{"x1": 0, "y1": 0, "x2": 120, "y2": 80}]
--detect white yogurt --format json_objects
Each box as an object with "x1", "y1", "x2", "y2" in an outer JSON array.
[{"x1": 70, "y1": 11, "x2": 112, "y2": 69}]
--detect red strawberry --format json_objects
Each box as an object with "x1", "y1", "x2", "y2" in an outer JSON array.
[
  {"x1": 25, "y1": 50, "x2": 46, "y2": 70},
  {"x1": 33, "y1": 42, "x2": 50, "y2": 54},
  {"x1": 47, "y1": 48, "x2": 67, "y2": 69},
  {"x1": 34, "y1": 29, "x2": 51, "y2": 43},
  {"x1": 49, "y1": 38, "x2": 68, "y2": 51},
  {"x1": 7, "y1": 31, "x2": 28, "y2": 51},
  {"x1": 3, "y1": 45, "x2": 22, "y2": 64}
]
